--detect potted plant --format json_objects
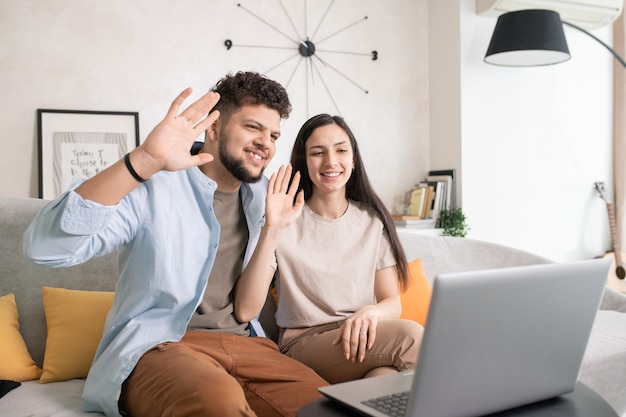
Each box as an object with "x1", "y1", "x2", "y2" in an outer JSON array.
[{"x1": 438, "y1": 207, "x2": 469, "y2": 237}]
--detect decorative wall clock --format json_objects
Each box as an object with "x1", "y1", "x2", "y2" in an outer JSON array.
[{"x1": 224, "y1": 1, "x2": 378, "y2": 116}]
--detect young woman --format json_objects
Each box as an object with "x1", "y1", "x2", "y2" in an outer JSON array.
[{"x1": 273, "y1": 114, "x2": 424, "y2": 384}]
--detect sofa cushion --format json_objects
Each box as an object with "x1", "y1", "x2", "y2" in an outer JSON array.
[
  {"x1": 400, "y1": 258, "x2": 432, "y2": 327},
  {"x1": 40, "y1": 287, "x2": 114, "y2": 383},
  {"x1": 0, "y1": 379, "x2": 105, "y2": 416},
  {"x1": 578, "y1": 310, "x2": 626, "y2": 416},
  {"x1": 0, "y1": 293, "x2": 42, "y2": 381}
]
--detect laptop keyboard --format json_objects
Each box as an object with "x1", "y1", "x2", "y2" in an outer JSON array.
[{"x1": 362, "y1": 391, "x2": 410, "y2": 416}]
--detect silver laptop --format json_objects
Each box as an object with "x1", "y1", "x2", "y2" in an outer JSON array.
[{"x1": 318, "y1": 258, "x2": 610, "y2": 417}]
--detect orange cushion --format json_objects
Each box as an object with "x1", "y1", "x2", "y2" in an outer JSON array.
[
  {"x1": 40, "y1": 287, "x2": 114, "y2": 383},
  {"x1": 0, "y1": 293, "x2": 43, "y2": 381},
  {"x1": 400, "y1": 259, "x2": 432, "y2": 327}
]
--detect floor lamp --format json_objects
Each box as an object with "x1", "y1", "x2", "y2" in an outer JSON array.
[
  {"x1": 482, "y1": 8, "x2": 626, "y2": 291},
  {"x1": 483, "y1": 9, "x2": 626, "y2": 68}
]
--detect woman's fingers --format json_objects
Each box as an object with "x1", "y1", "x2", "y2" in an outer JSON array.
[
  {"x1": 366, "y1": 326, "x2": 376, "y2": 350},
  {"x1": 333, "y1": 321, "x2": 373, "y2": 363},
  {"x1": 279, "y1": 165, "x2": 293, "y2": 194},
  {"x1": 273, "y1": 165, "x2": 286, "y2": 194},
  {"x1": 343, "y1": 325, "x2": 369, "y2": 363},
  {"x1": 267, "y1": 171, "x2": 277, "y2": 193},
  {"x1": 356, "y1": 327, "x2": 370, "y2": 362},
  {"x1": 269, "y1": 165, "x2": 296, "y2": 195},
  {"x1": 342, "y1": 318, "x2": 378, "y2": 362},
  {"x1": 287, "y1": 171, "x2": 301, "y2": 198}
]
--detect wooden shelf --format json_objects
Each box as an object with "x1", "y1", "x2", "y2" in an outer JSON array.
[{"x1": 396, "y1": 227, "x2": 443, "y2": 236}]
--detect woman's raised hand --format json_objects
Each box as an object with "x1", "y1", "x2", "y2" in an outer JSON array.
[{"x1": 265, "y1": 164, "x2": 304, "y2": 229}]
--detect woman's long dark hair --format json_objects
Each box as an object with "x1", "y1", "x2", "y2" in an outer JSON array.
[{"x1": 290, "y1": 114, "x2": 409, "y2": 291}]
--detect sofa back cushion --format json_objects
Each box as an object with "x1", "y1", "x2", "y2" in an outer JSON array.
[{"x1": 0, "y1": 197, "x2": 120, "y2": 368}]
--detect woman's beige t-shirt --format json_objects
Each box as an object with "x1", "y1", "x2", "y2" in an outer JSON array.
[{"x1": 275, "y1": 200, "x2": 396, "y2": 329}]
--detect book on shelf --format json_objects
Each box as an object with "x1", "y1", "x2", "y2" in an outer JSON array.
[
  {"x1": 426, "y1": 175, "x2": 451, "y2": 211},
  {"x1": 414, "y1": 181, "x2": 438, "y2": 219},
  {"x1": 395, "y1": 168, "x2": 456, "y2": 229},
  {"x1": 416, "y1": 169, "x2": 455, "y2": 227},
  {"x1": 407, "y1": 187, "x2": 426, "y2": 216},
  {"x1": 428, "y1": 169, "x2": 456, "y2": 209},
  {"x1": 422, "y1": 184, "x2": 435, "y2": 218},
  {"x1": 431, "y1": 181, "x2": 445, "y2": 226}
]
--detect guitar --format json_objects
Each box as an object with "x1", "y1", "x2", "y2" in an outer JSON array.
[{"x1": 594, "y1": 182, "x2": 626, "y2": 293}]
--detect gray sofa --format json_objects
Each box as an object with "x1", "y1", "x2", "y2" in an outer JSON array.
[{"x1": 1, "y1": 196, "x2": 625, "y2": 417}]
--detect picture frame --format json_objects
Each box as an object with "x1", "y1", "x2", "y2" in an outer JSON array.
[{"x1": 37, "y1": 109, "x2": 140, "y2": 199}]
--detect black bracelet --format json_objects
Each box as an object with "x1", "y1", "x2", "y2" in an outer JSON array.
[{"x1": 124, "y1": 153, "x2": 147, "y2": 183}]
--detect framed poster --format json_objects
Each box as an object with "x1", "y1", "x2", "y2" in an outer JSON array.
[{"x1": 37, "y1": 109, "x2": 139, "y2": 199}]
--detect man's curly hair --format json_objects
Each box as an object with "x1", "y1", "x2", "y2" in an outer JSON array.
[{"x1": 210, "y1": 71, "x2": 291, "y2": 122}]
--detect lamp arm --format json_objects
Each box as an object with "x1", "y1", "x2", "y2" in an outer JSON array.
[{"x1": 562, "y1": 20, "x2": 626, "y2": 68}]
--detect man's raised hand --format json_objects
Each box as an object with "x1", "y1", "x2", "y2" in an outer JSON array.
[{"x1": 134, "y1": 88, "x2": 220, "y2": 177}]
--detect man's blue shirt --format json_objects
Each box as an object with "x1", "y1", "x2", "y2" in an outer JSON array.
[{"x1": 23, "y1": 166, "x2": 267, "y2": 416}]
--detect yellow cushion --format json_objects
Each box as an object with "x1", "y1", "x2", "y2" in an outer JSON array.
[
  {"x1": 399, "y1": 259, "x2": 433, "y2": 327},
  {"x1": 0, "y1": 293, "x2": 43, "y2": 381},
  {"x1": 40, "y1": 287, "x2": 114, "y2": 383}
]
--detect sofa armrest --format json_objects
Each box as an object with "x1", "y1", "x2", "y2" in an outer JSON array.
[{"x1": 600, "y1": 286, "x2": 626, "y2": 312}]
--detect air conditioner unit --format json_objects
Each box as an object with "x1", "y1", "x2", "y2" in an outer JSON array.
[{"x1": 476, "y1": 0, "x2": 624, "y2": 29}]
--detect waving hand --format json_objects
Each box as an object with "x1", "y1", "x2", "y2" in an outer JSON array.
[{"x1": 265, "y1": 164, "x2": 304, "y2": 228}]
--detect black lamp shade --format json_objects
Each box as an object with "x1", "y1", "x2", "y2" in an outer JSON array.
[{"x1": 484, "y1": 9, "x2": 571, "y2": 66}]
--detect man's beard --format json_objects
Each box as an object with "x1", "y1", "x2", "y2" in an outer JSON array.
[{"x1": 218, "y1": 132, "x2": 265, "y2": 183}]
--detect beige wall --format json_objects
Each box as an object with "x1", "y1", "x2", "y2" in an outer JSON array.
[{"x1": 0, "y1": 0, "x2": 429, "y2": 214}]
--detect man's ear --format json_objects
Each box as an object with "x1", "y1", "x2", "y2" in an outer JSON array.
[{"x1": 205, "y1": 115, "x2": 220, "y2": 142}]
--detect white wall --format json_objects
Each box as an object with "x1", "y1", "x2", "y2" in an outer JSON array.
[
  {"x1": 459, "y1": 0, "x2": 614, "y2": 261},
  {"x1": 0, "y1": 0, "x2": 428, "y2": 214},
  {"x1": 0, "y1": 0, "x2": 616, "y2": 262}
]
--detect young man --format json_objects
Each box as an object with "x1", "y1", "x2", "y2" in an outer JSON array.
[{"x1": 24, "y1": 72, "x2": 326, "y2": 417}]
